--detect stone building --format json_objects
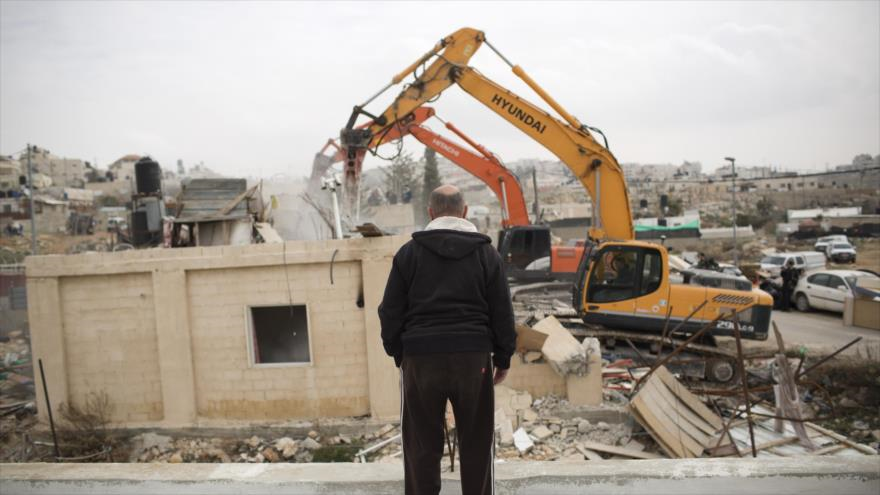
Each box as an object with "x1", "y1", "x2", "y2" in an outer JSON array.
[
  {"x1": 0, "y1": 156, "x2": 22, "y2": 192},
  {"x1": 17, "y1": 147, "x2": 87, "y2": 188}
]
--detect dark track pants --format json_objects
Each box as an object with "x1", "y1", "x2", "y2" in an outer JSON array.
[{"x1": 400, "y1": 352, "x2": 495, "y2": 495}]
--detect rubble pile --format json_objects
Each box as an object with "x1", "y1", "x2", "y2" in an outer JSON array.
[
  {"x1": 0, "y1": 328, "x2": 34, "y2": 414},
  {"x1": 492, "y1": 386, "x2": 638, "y2": 461},
  {"x1": 130, "y1": 428, "x2": 368, "y2": 464}
]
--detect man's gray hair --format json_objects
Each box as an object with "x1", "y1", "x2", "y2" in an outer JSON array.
[{"x1": 429, "y1": 185, "x2": 466, "y2": 217}]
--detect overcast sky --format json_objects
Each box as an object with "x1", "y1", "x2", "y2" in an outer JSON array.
[{"x1": 1, "y1": 1, "x2": 878, "y2": 178}]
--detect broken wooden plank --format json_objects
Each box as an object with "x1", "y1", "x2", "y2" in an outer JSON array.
[
  {"x1": 809, "y1": 444, "x2": 847, "y2": 456},
  {"x1": 654, "y1": 366, "x2": 723, "y2": 430},
  {"x1": 630, "y1": 365, "x2": 725, "y2": 458},
  {"x1": 217, "y1": 184, "x2": 258, "y2": 216},
  {"x1": 579, "y1": 441, "x2": 664, "y2": 460},
  {"x1": 576, "y1": 444, "x2": 604, "y2": 461},
  {"x1": 803, "y1": 422, "x2": 878, "y2": 455},
  {"x1": 644, "y1": 377, "x2": 716, "y2": 439},
  {"x1": 631, "y1": 393, "x2": 692, "y2": 458},
  {"x1": 638, "y1": 380, "x2": 706, "y2": 456}
]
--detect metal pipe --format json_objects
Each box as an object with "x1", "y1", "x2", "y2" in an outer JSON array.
[
  {"x1": 725, "y1": 157, "x2": 738, "y2": 266},
  {"x1": 38, "y1": 358, "x2": 61, "y2": 460},
  {"x1": 355, "y1": 433, "x2": 401, "y2": 458},
  {"x1": 511, "y1": 65, "x2": 584, "y2": 131},
  {"x1": 796, "y1": 336, "x2": 862, "y2": 380},
  {"x1": 483, "y1": 39, "x2": 514, "y2": 68},
  {"x1": 630, "y1": 302, "x2": 720, "y2": 393}
]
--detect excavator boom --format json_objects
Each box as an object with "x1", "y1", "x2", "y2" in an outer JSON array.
[{"x1": 343, "y1": 27, "x2": 633, "y2": 241}]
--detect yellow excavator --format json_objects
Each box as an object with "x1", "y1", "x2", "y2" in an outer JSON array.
[{"x1": 340, "y1": 27, "x2": 772, "y2": 379}]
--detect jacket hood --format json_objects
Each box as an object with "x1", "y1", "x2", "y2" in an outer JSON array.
[
  {"x1": 424, "y1": 216, "x2": 479, "y2": 233},
  {"x1": 412, "y1": 229, "x2": 492, "y2": 260}
]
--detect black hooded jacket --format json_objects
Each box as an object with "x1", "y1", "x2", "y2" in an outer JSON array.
[{"x1": 378, "y1": 227, "x2": 516, "y2": 369}]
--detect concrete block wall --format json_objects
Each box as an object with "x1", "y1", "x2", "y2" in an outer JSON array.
[
  {"x1": 26, "y1": 237, "x2": 408, "y2": 426},
  {"x1": 505, "y1": 358, "x2": 566, "y2": 398},
  {"x1": 59, "y1": 273, "x2": 163, "y2": 422},
  {"x1": 187, "y1": 262, "x2": 369, "y2": 420}
]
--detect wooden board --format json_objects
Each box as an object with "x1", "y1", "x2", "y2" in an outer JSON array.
[
  {"x1": 640, "y1": 380, "x2": 709, "y2": 456},
  {"x1": 631, "y1": 393, "x2": 691, "y2": 458},
  {"x1": 654, "y1": 366, "x2": 723, "y2": 430},
  {"x1": 579, "y1": 441, "x2": 664, "y2": 460},
  {"x1": 645, "y1": 378, "x2": 716, "y2": 439},
  {"x1": 630, "y1": 365, "x2": 724, "y2": 458}
]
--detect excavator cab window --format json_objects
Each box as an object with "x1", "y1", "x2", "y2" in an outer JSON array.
[
  {"x1": 587, "y1": 246, "x2": 663, "y2": 303},
  {"x1": 500, "y1": 227, "x2": 551, "y2": 270}
]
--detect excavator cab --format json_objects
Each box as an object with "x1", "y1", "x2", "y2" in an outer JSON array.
[{"x1": 498, "y1": 226, "x2": 552, "y2": 280}]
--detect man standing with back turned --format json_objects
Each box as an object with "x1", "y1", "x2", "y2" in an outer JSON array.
[{"x1": 379, "y1": 184, "x2": 516, "y2": 495}]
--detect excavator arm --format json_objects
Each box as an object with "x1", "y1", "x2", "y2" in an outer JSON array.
[
  {"x1": 407, "y1": 122, "x2": 529, "y2": 228},
  {"x1": 342, "y1": 27, "x2": 634, "y2": 241},
  {"x1": 313, "y1": 107, "x2": 529, "y2": 228},
  {"x1": 312, "y1": 107, "x2": 436, "y2": 191}
]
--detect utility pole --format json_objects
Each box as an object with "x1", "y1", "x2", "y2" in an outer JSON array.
[
  {"x1": 26, "y1": 144, "x2": 37, "y2": 255},
  {"x1": 725, "y1": 156, "x2": 737, "y2": 266}
]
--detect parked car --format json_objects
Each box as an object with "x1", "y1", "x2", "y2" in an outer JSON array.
[
  {"x1": 760, "y1": 251, "x2": 826, "y2": 277},
  {"x1": 814, "y1": 235, "x2": 848, "y2": 254},
  {"x1": 827, "y1": 242, "x2": 857, "y2": 263},
  {"x1": 793, "y1": 269, "x2": 879, "y2": 313}
]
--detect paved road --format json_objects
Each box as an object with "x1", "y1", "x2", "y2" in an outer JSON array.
[{"x1": 717, "y1": 309, "x2": 880, "y2": 360}]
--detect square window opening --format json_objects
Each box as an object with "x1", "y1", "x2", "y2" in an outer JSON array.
[{"x1": 249, "y1": 305, "x2": 310, "y2": 365}]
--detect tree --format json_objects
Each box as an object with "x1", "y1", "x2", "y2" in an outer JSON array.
[
  {"x1": 665, "y1": 195, "x2": 684, "y2": 216},
  {"x1": 756, "y1": 196, "x2": 775, "y2": 218},
  {"x1": 421, "y1": 147, "x2": 441, "y2": 219},
  {"x1": 381, "y1": 152, "x2": 420, "y2": 206}
]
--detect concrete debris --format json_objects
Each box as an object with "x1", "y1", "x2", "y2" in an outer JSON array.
[
  {"x1": 532, "y1": 315, "x2": 588, "y2": 377},
  {"x1": 577, "y1": 419, "x2": 591, "y2": 434},
  {"x1": 274, "y1": 437, "x2": 296, "y2": 452},
  {"x1": 495, "y1": 409, "x2": 515, "y2": 446},
  {"x1": 513, "y1": 428, "x2": 534, "y2": 453},
  {"x1": 137, "y1": 432, "x2": 173, "y2": 453},
  {"x1": 129, "y1": 431, "x2": 343, "y2": 464},
  {"x1": 261, "y1": 447, "x2": 280, "y2": 463},
  {"x1": 524, "y1": 351, "x2": 543, "y2": 363},
  {"x1": 515, "y1": 324, "x2": 548, "y2": 353},
  {"x1": 530, "y1": 425, "x2": 554, "y2": 442},
  {"x1": 374, "y1": 424, "x2": 396, "y2": 438},
  {"x1": 299, "y1": 438, "x2": 322, "y2": 451},
  {"x1": 522, "y1": 409, "x2": 539, "y2": 423},
  {"x1": 495, "y1": 385, "x2": 534, "y2": 419}
]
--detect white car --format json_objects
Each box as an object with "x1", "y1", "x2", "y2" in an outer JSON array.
[
  {"x1": 827, "y1": 242, "x2": 857, "y2": 264},
  {"x1": 793, "y1": 269, "x2": 879, "y2": 313},
  {"x1": 760, "y1": 251, "x2": 826, "y2": 277},
  {"x1": 814, "y1": 235, "x2": 848, "y2": 255}
]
